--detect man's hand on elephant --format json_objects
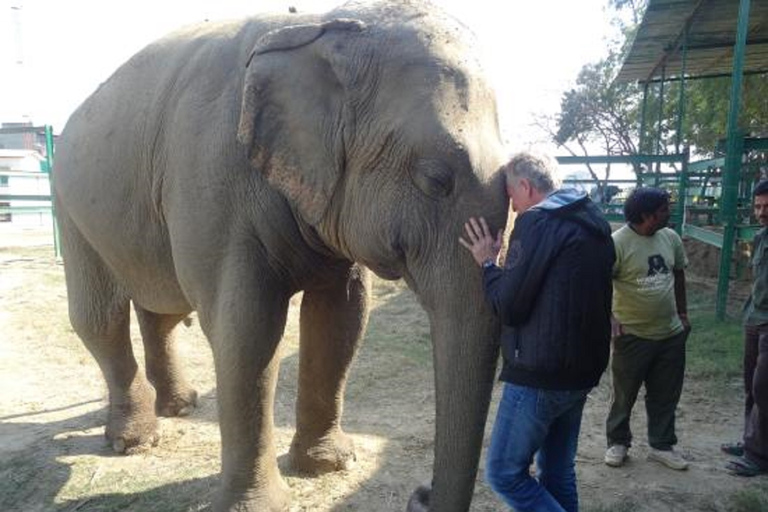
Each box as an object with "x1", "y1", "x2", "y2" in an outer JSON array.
[{"x1": 459, "y1": 216, "x2": 502, "y2": 267}]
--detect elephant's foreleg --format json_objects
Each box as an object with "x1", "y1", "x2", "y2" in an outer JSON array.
[
  {"x1": 289, "y1": 264, "x2": 370, "y2": 474},
  {"x1": 134, "y1": 306, "x2": 197, "y2": 417},
  {"x1": 206, "y1": 271, "x2": 292, "y2": 512},
  {"x1": 59, "y1": 217, "x2": 158, "y2": 453}
]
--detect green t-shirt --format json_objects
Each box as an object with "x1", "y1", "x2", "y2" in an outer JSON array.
[
  {"x1": 744, "y1": 228, "x2": 768, "y2": 326},
  {"x1": 612, "y1": 225, "x2": 688, "y2": 340}
]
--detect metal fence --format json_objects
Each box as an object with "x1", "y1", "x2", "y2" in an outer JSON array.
[
  {"x1": 558, "y1": 141, "x2": 768, "y2": 318},
  {"x1": 0, "y1": 125, "x2": 60, "y2": 256}
]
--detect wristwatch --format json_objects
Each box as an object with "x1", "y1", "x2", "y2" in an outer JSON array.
[{"x1": 482, "y1": 259, "x2": 496, "y2": 270}]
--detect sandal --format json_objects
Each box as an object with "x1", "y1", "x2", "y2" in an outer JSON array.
[
  {"x1": 726, "y1": 456, "x2": 767, "y2": 477},
  {"x1": 721, "y1": 442, "x2": 745, "y2": 457}
]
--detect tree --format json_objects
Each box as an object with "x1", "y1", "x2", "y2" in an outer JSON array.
[
  {"x1": 532, "y1": 0, "x2": 648, "y2": 191},
  {"x1": 683, "y1": 75, "x2": 768, "y2": 156},
  {"x1": 554, "y1": 55, "x2": 642, "y2": 166},
  {"x1": 548, "y1": 0, "x2": 768, "y2": 182}
]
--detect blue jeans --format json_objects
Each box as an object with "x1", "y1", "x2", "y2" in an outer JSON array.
[{"x1": 486, "y1": 383, "x2": 590, "y2": 512}]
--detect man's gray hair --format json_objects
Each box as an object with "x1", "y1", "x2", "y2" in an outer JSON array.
[{"x1": 503, "y1": 151, "x2": 561, "y2": 193}]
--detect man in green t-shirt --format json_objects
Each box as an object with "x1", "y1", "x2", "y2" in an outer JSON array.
[
  {"x1": 604, "y1": 187, "x2": 691, "y2": 471},
  {"x1": 722, "y1": 180, "x2": 768, "y2": 476}
]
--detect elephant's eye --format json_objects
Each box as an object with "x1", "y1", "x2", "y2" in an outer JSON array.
[{"x1": 409, "y1": 158, "x2": 454, "y2": 199}]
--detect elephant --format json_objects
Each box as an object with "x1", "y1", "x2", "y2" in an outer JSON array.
[{"x1": 52, "y1": 1, "x2": 509, "y2": 510}]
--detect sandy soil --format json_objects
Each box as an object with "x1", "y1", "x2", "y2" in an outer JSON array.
[{"x1": 1, "y1": 230, "x2": 766, "y2": 512}]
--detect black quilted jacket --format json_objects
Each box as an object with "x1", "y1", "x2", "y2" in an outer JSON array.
[{"x1": 483, "y1": 190, "x2": 615, "y2": 390}]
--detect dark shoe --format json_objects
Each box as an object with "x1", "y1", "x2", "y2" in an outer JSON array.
[
  {"x1": 721, "y1": 442, "x2": 745, "y2": 457},
  {"x1": 726, "y1": 456, "x2": 767, "y2": 477}
]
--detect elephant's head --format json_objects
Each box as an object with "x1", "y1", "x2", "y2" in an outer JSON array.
[{"x1": 238, "y1": 1, "x2": 508, "y2": 510}]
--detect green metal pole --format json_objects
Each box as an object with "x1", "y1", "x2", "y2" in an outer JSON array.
[
  {"x1": 673, "y1": 147, "x2": 689, "y2": 236},
  {"x1": 675, "y1": 26, "x2": 688, "y2": 154},
  {"x1": 44, "y1": 125, "x2": 61, "y2": 258},
  {"x1": 716, "y1": 0, "x2": 751, "y2": 320},
  {"x1": 655, "y1": 67, "x2": 666, "y2": 184},
  {"x1": 673, "y1": 29, "x2": 689, "y2": 231},
  {"x1": 44, "y1": 125, "x2": 54, "y2": 172}
]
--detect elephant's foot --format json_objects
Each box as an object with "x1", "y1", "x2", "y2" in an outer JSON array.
[
  {"x1": 105, "y1": 379, "x2": 160, "y2": 454},
  {"x1": 288, "y1": 429, "x2": 356, "y2": 474},
  {"x1": 406, "y1": 484, "x2": 431, "y2": 512},
  {"x1": 213, "y1": 477, "x2": 291, "y2": 512},
  {"x1": 155, "y1": 386, "x2": 198, "y2": 417}
]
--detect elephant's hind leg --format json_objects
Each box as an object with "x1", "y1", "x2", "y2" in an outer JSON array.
[
  {"x1": 289, "y1": 263, "x2": 371, "y2": 474},
  {"x1": 134, "y1": 307, "x2": 197, "y2": 417},
  {"x1": 59, "y1": 217, "x2": 158, "y2": 453}
]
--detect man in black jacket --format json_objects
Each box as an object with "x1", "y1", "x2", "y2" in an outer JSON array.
[{"x1": 460, "y1": 151, "x2": 615, "y2": 512}]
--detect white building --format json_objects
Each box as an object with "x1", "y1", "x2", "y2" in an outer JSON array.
[{"x1": 0, "y1": 148, "x2": 53, "y2": 228}]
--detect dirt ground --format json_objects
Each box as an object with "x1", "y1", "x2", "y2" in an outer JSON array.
[{"x1": 1, "y1": 228, "x2": 766, "y2": 511}]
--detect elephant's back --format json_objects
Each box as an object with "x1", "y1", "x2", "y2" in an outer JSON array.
[
  {"x1": 56, "y1": 20, "x2": 242, "y2": 189},
  {"x1": 52, "y1": 13, "x2": 300, "y2": 230},
  {"x1": 54, "y1": 12, "x2": 302, "y2": 180},
  {"x1": 51, "y1": 15, "x2": 293, "y2": 313}
]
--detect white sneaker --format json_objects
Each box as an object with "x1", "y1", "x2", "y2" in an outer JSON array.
[
  {"x1": 604, "y1": 445, "x2": 628, "y2": 467},
  {"x1": 648, "y1": 448, "x2": 689, "y2": 470}
]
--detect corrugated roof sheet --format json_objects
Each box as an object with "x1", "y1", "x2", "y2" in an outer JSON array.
[{"x1": 616, "y1": 0, "x2": 768, "y2": 83}]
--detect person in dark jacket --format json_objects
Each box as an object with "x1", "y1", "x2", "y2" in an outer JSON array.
[{"x1": 460, "y1": 151, "x2": 615, "y2": 512}]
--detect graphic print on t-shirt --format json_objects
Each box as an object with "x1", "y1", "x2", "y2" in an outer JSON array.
[{"x1": 647, "y1": 254, "x2": 669, "y2": 276}]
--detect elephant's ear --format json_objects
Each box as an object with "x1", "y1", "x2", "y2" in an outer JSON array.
[{"x1": 237, "y1": 19, "x2": 365, "y2": 225}]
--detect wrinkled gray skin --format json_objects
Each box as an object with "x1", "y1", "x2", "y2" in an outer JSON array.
[{"x1": 53, "y1": 1, "x2": 508, "y2": 510}]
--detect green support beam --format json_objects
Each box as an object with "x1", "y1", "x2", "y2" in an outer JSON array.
[
  {"x1": 687, "y1": 157, "x2": 726, "y2": 173},
  {"x1": 675, "y1": 26, "x2": 688, "y2": 154},
  {"x1": 716, "y1": 0, "x2": 751, "y2": 320},
  {"x1": 684, "y1": 225, "x2": 724, "y2": 248},
  {"x1": 655, "y1": 67, "x2": 666, "y2": 181},
  {"x1": 0, "y1": 194, "x2": 52, "y2": 201},
  {"x1": 672, "y1": 148, "x2": 689, "y2": 236},
  {"x1": 556, "y1": 154, "x2": 686, "y2": 166},
  {"x1": 744, "y1": 138, "x2": 768, "y2": 151},
  {"x1": 0, "y1": 206, "x2": 53, "y2": 214},
  {"x1": 45, "y1": 125, "x2": 61, "y2": 258}
]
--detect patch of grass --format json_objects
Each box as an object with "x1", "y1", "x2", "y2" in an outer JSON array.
[
  {"x1": 685, "y1": 288, "x2": 744, "y2": 385},
  {"x1": 364, "y1": 279, "x2": 749, "y2": 385},
  {"x1": 727, "y1": 486, "x2": 768, "y2": 512},
  {"x1": 366, "y1": 280, "x2": 431, "y2": 365}
]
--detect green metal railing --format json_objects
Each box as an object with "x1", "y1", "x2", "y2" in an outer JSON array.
[
  {"x1": 558, "y1": 152, "x2": 689, "y2": 230},
  {"x1": 559, "y1": 143, "x2": 765, "y2": 319},
  {"x1": 0, "y1": 125, "x2": 59, "y2": 257}
]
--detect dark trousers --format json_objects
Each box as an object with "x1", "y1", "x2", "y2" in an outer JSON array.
[
  {"x1": 743, "y1": 324, "x2": 768, "y2": 468},
  {"x1": 606, "y1": 330, "x2": 688, "y2": 450}
]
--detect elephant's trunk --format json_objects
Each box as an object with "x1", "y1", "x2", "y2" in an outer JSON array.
[
  {"x1": 408, "y1": 269, "x2": 500, "y2": 512},
  {"x1": 403, "y1": 169, "x2": 507, "y2": 511},
  {"x1": 439, "y1": 318, "x2": 498, "y2": 510}
]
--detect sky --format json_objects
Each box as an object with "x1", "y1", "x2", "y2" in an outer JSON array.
[{"x1": 0, "y1": 0, "x2": 618, "y2": 150}]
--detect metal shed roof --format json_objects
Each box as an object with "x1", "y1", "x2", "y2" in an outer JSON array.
[{"x1": 616, "y1": 0, "x2": 768, "y2": 83}]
